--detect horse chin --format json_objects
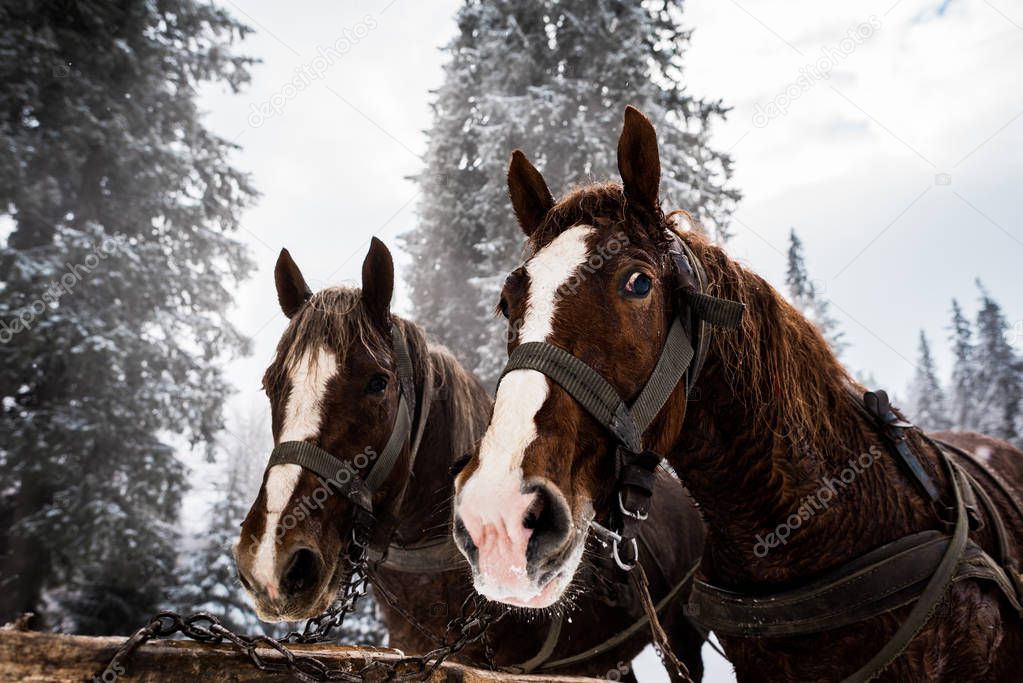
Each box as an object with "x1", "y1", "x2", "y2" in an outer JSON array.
[
  {"x1": 498, "y1": 572, "x2": 568, "y2": 609},
  {"x1": 251, "y1": 556, "x2": 342, "y2": 623}
]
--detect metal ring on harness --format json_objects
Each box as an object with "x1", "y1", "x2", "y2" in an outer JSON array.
[
  {"x1": 351, "y1": 526, "x2": 369, "y2": 549},
  {"x1": 619, "y1": 491, "x2": 649, "y2": 521},
  {"x1": 613, "y1": 537, "x2": 640, "y2": 571}
]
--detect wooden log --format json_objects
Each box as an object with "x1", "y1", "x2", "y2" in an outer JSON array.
[{"x1": 0, "y1": 629, "x2": 603, "y2": 682}]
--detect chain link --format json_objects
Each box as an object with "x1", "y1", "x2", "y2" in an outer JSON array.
[{"x1": 99, "y1": 550, "x2": 498, "y2": 682}]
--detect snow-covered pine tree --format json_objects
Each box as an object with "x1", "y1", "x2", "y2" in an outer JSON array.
[
  {"x1": 785, "y1": 229, "x2": 846, "y2": 358},
  {"x1": 908, "y1": 331, "x2": 951, "y2": 430},
  {"x1": 0, "y1": 1, "x2": 255, "y2": 633},
  {"x1": 175, "y1": 406, "x2": 272, "y2": 634},
  {"x1": 972, "y1": 283, "x2": 1022, "y2": 446},
  {"x1": 404, "y1": 0, "x2": 740, "y2": 386},
  {"x1": 949, "y1": 299, "x2": 978, "y2": 431}
]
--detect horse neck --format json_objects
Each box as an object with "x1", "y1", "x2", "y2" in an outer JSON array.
[
  {"x1": 660, "y1": 246, "x2": 943, "y2": 589},
  {"x1": 391, "y1": 342, "x2": 492, "y2": 547}
]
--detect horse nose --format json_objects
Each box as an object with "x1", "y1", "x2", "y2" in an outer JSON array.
[
  {"x1": 454, "y1": 479, "x2": 571, "y2": 587},
  {"x1": 521, "y1": 482, "x2": 571, "y2": 563},
  {"x1": 280, "y1": 547, "x2": 323, "y2": 598}
]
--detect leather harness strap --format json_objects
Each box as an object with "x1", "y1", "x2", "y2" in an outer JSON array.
[
  {"x1": 689, "y1": 417, "x2": 1023, "y2": 682},
  {"x1": 374, "y1": 536, "x2": 464, "y2": 574},
  {"x1": 504, "y1": 341, "x2": 647, "y2": 453},
  {"x1": 266, "y1": 440, "x2": 375, "y2": 513},
  {"x1": 510, "y1": 612, "x2": 565, "y2": 673},
  {"x1": 495, "y1": 229, "x2": 742, "y2": 680},
  {"x1": 518, "y1": 557, "x2": 703, "y2": 673},
  {"x1": 690, "y1": 530, "x2": 953, "y2": 638},
  {"x1": 500, "y1": 230, "x2": 744, "y2": 571},
  {"x1": 264, "y1": 323, "x2": 433, "y2": 564},
  {"x1": 840, "y1": 448, "x2": 971, "y2": 683}
]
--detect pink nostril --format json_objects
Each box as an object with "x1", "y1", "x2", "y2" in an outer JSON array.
[{"x1": 455, "y1": 484, "x2": 543, "y2": 578}]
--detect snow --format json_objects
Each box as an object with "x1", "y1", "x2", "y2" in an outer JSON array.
[{"x1": 632, "y1": 637, "x2": 735, "y2": 683}]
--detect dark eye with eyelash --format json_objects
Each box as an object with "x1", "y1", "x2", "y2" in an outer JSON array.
[
  {"x1": 622, "y1": 271, "x2": 653, "y2": 298},
  {"x1": 365, "y1": 374, "x2": 388, "y2": 394}
]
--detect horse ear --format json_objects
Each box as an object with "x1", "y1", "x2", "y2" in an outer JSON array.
[
  {"x1": 275, "y1": 248, "x2": 312, "y2": 318},
  {"x1": 361, "y1": 237, "x2": 394, "y2": 330},
  {"x1": 507, "y1": 150, "x2": 554, "y2": 237},
  {"x1": 617, "y1": 106, "x2": 661, "y2": 212}
]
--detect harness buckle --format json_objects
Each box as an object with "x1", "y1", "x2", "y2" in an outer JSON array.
[{"x1": 619, "y1": 491, "x2": 649, "y2": 521}]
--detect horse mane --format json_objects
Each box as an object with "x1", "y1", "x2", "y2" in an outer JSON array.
[
  {"x1": 680, "y1": 229, "x2": 862, "y2": 452},
  {"x1": 529, "y1": 181, "x2": 862, "y2": 456},
  {"x1": 423, "y1": 342, "x2": 492, "y2": 461}
]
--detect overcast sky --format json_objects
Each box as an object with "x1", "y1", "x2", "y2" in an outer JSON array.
[
  {"x1": 193, "y1": 2, "x2": 1021, "y2": 678},
  {"x1": 198, "y1": 0, "x2": 1022, "y2": 424}
]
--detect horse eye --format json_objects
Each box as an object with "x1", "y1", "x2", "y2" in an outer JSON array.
[
  {"x1": 623, "y1": 271, "x2": 652, "y2": 297},
  {"x1": 498, "y1": 297, "x2": 510, "y2": 319},
  {"x1": 365, "y1": 374, "x2": 388, "y2": 394}
]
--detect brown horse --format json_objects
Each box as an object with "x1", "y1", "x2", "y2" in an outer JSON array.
[
  {"x1": 232, "y1": 239, "x2": 709, "y2": 680},
  {"x1": 453, "y1": 106, "x2": 1023, "y2": 681}
]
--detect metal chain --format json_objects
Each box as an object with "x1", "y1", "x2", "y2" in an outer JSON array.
[
  {"x1": 99, "y1": 552, "x2": 498, "y2": 682},
  {"x1": 368, "y1": 567, "x2": 505, "y2": 672},
  {"x1": 281, "y1": 561, "x2": 371, "y2": 645}
]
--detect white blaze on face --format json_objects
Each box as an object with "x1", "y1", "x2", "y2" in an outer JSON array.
[
  {"x1": 457, "y1": 226, "x2": 595, "y2": 601},
  {"x1": 475, "y1": 225, "x2": 595, "y2": 481},
  {"x1": 251, "y1": 346, "x2": 338, "y2": 591}
]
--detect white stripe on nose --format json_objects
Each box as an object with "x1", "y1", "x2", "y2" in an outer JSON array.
[
  {"x1": 472, "y1": 225, "x2": 594, "y2": 481},
  {"x1": 252, "y1": 346, "x2": 337, "y2": 591},
  {"x1": 457, "y1": 227, "x2": 594, "y2": 590}
]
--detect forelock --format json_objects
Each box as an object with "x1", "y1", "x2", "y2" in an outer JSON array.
[
  {"x1": 263, "y1": 287, "x2": 388, "y2": 396},
  {"x1": 529, "y1": 181, "x2": 668, "y2": 255}
]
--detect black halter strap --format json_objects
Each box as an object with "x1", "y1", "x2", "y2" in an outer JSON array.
[
  {"x1": 265, "y1": 324, "x2": 430, "y2": 562},
  {"x1": 499, "y1": 231, "x2": 744, "y2": 569}
]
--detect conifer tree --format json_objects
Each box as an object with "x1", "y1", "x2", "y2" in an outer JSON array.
[
  {"x1": 175, "y1": 408, "x2": 269, "y2": 634},
  {"x1": 785, "y1": 229, "x2": 846, "y2": 358},
  {"x1": 404, "y1": 0, "x2": 739, "y2": 386},
  {"x1": 949, "y1": 299, "x2": 977, "y2": 431},
  {"x1": 0, "y1": 1, "x2": 255, "y2": 632},
  {"x1": 972, "y1": 283, "x2": 1022, "y2": 445},
  {"x1": 908, "y1": 331, "x2": 951, "y2": 430}
]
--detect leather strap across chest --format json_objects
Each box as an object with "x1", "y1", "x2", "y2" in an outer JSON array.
[{"x1": 689, "y1": 426, "x2": 1023, "y2": 683}]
